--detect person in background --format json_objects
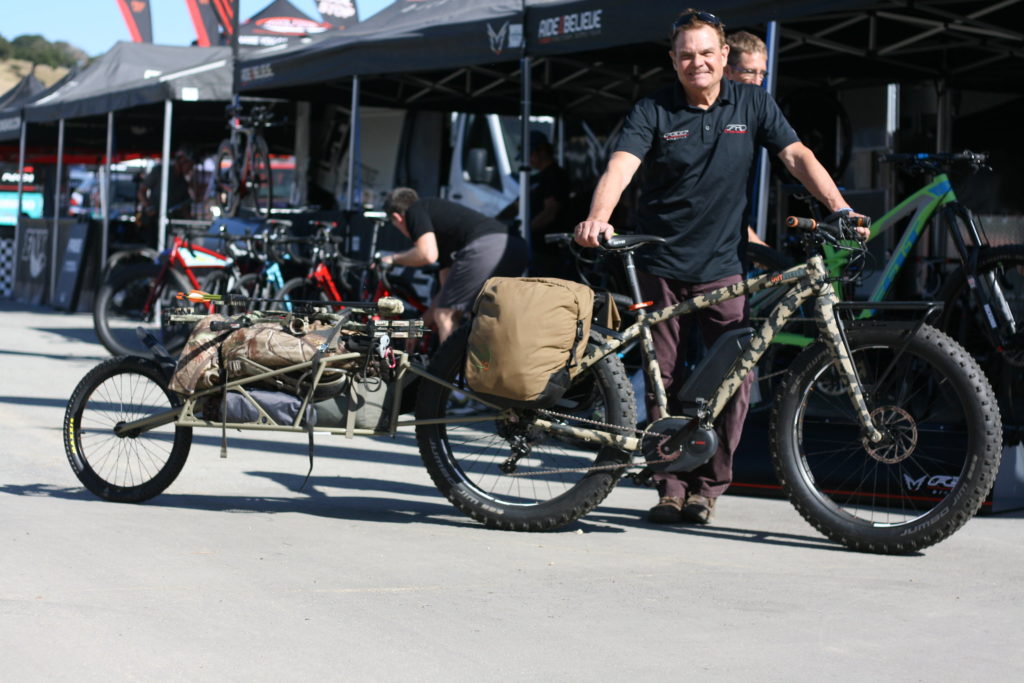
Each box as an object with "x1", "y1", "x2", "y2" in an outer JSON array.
[
  {"x1": 136, "y1": 147, "x2": 195, "y2": 247},
  {"x1": 574, "y1": 9, "x2": 866, "y2": 526},
  {"x1": 725, "y1": 30, "x2": 771, "y2": 249},
  {"x1": 379, "y1": 187, "x2": 529, "y2": 343},
  {"x1": 527, "y1": 131, "x2": 572, "y2": 275}
]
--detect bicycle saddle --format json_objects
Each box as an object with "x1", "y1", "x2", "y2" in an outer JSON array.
[{"x1": 602, "y1": 234, "x2": 667, "y2": 252}]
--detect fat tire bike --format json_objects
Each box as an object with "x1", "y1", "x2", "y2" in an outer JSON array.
[
  {"x1": 415, "y1": 215, "x2": 1002, "y2": 553},
  {"x1": 749, "y1": 152, "x2": 1023, "y2": 434}
]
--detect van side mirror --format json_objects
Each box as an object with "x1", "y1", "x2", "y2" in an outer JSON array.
[{"x1": 465, "y1": 147, "x2": 494, "y2": 185}]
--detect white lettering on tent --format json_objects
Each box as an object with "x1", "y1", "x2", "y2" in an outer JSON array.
[
  {"x1": 537, "y1": 9, "x2": 602, "y2": 41},
  {"x1": 180, "y1": 87, "x2": 200, "y2": 101},
  {"x1": 241, "y1": 64, "x2": 275, "y2": 83}
]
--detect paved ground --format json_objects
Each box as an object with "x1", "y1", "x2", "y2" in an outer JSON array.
[{"x1": 2, "y1": 300, "x2": 1023, "y2": 681}]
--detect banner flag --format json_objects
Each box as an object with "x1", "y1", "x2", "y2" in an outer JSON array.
[
  {"x1": 185, "y1": 0, "x2": 225, "y2": 46},
  {"x1": 115, "y1": 0, "x2": 153, "y2": 43}
]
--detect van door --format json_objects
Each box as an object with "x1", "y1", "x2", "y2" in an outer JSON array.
[{"x1": 447, "y1": 113, "x2": 518, "y2": 217}]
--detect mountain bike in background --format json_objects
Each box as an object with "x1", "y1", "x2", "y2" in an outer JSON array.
[{"x1": 214, "y1": 102, "x2": 275, "y2": 218}]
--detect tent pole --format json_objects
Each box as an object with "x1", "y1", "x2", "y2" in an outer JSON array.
[
  {"x1": 158, "y1": 100, "x2": 172, "y2": 250},
  {"x1": 754, "y1": 20, "x2": 779, "y2": 244},
  {"x1": 12, "y1": 119, "x2": 26, "y2": 295},
  {"x1": 518, "y1": 55, "x2": 531, "y2": 254},
  {"x1": 102, "y1": 111, "x2": 114, "y2": 271},
  {"x1": 51, "y1": 117, "x2": 65, "y2": 303},
  {"x1": 346, "y1": 75, "x2": 360, "y2": 211}
]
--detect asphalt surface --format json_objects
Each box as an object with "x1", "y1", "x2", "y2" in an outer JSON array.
[{"x1": 2, "y1": 300, "x2": 1023, "y2": 681}]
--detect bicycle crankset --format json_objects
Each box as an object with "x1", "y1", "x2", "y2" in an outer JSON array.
[{"x1": 642, "y1": 417, "x2": 719, "y2": 473}]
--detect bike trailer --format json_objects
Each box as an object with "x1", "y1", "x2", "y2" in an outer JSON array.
[{"x1": 465, "y1": 277, "x2": 594, "y2": 408}]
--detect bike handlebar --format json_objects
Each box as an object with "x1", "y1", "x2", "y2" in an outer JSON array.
[
  {"x1": 879, "y1": 150, "x2": 989, "y2": 171},
  {"x1": 786, "y1": 215, "x2": 869, "y2": 242}
]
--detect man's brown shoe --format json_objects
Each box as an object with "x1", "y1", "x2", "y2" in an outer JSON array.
[
  {"x1": 648, "y1": 496, "x2": 686, "y2": 524},
  {"x1": 682, "y1": 494, "x2": 716, "y2": 524}
]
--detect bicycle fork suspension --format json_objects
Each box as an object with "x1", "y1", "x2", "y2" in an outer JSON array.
[{"x1": 813, "y1": 280, "x2": 884, "y2": 444}]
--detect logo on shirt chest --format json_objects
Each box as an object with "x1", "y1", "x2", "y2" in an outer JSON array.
[
  {"x1": 723, "y1": 123, "x2": 748, "y2": 134},
  {"x1": 663, "y1": 130, "x2": 690, "y2": 141}
]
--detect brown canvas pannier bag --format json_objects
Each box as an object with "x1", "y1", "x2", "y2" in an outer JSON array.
[{"x1": 465, "y1": 277, "x2": 593, "y2": 408}]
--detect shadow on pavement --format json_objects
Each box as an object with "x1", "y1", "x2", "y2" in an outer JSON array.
[
  {"x1": 0, "y1": 478, "x2": 479, "y2": 529},
  {"x1": 34, "y1": 326, "x2": 104, "y2": 346},
  {"x1": 576, "y1": 503, "x2": 852, "y2": 552},
  {"x1": 0, "y1": 348, "x2": 106, "y2": 363}
]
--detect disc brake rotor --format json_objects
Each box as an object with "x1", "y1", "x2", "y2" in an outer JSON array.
[{"x1": 863, "y1": 405, "x2": 918, "y2": 464}]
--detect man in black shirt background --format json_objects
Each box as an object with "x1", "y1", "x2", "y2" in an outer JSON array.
[
  {"x1": 527, "y1": 131, "x2": 572, "y2": 276},
  {"x1": 380, "y1": 187, "x2": 528, "y2": 342},
  {"x1": 575, "y1": 9, "x2": 867, "y2": 525}
]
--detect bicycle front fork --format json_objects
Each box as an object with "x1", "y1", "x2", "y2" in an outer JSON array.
[{"x1": 814, "y1": 281, "x2": 884, "y2": 444}]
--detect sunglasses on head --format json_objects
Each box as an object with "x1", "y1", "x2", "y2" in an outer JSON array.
[{"x1": 672, "y1": 10, "x2": 722, "y2": 29}]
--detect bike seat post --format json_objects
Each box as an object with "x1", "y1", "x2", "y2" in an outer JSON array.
[{"x1": 620, "y1": 251, "x2": 646, "y2": 308}]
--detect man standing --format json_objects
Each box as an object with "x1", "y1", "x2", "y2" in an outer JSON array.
[
  {"x1": 575, "y1": 9, "x2": 864, "y2": 525},
  {"x1": 379, "y1": 188, "x2": 528, "y2": 343}
]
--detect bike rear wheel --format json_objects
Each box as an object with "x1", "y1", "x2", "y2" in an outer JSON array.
[
  {"x1": 415, "y1": 325, "x2": 637, "y2": 531},
  {"x1": 214, "y1": 139, "x2": 240, "y2": 217},
  {"x1": 64, "y1": 356, "x2": 191, "y2": 502},
  {"x1": 93, "y1": 263, "x2": 197, "y2": 357},
  {"x1": 771, "y1": 323, "x2": 1002, "y2": 554},
  {"x1": 249, "y1": 136, "x2": 273, "y2": 218}
]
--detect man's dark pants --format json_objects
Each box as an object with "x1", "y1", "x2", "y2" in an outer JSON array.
[{"x1": 637, "y1": 271, "x2": 754, "y2": 501}]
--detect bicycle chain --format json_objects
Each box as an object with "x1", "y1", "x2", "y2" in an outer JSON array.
[{"x1": 499, "y1": 407, "x2": 678, "y2": 478}]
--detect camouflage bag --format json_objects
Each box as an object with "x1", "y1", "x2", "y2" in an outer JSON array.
[
  {"x1": 220, "y1": 317, "x2": 353, "y2": 400},
  {"x1": 169, "y1": 314, "x2": 231, "y2": 395},
  {"x1": 465, "y1": 277, "x2": 593, "y2": 408}
]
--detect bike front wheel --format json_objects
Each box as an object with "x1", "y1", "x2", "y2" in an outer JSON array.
[
  {"x1": 771, "y1": 323, "x2": 1002, "y2": 554},
  {"x1": 64, "y1": 356, "x2": 191, "y2": 502},
  {"x1": 415, "y1": 325, "x2": 637, "y2": 531}
]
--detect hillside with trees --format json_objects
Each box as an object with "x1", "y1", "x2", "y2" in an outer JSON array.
[{"x1": 0, "y1": 33, "x2": 88, "y2": 98}]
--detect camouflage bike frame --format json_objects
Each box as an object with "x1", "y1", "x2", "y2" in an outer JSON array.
[{"x1": 526, "y1": 221, "x2": 885, "y2": 454}]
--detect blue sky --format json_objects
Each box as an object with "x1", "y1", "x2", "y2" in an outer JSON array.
[{"x1": 2, "y1": 0, "x2": 392, "y2": 57}]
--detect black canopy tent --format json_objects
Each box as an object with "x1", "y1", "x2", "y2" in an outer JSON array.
[
  {"x1": 11, "y1": 42, "x2": 236, "y2": 289},
  {"x1": 235, "y1": 0, "x2": 1022, "y2": 226}
]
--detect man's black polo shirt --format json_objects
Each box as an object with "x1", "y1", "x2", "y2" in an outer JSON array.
[{"x1": 616, "y1": 78, "x2": 799, "y2": 282}]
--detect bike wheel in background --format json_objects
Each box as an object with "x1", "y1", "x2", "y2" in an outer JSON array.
[
  {"x1": 415, "y1": 325, "x2": 637, "y2": 531},
  {"x1": 276, "y1": 276, "x2": 331, "y2": 311},
  {"x1": 938, "y1": 245, "x2": 1024, "y2": 438},
  {"x1": 214, "y1": 139, "x2": 240, "y2": 217},
  {"x1": 771, "y1": 323, "x2": 1002, "y2": 554},
  {"x1": 64, "y1": 356, "x2": 191, "y2": 503},
  {"x1": 249, "y1": 136, "x2": 273, "y2": 218},
  {"x1": 92, "y1": 263, "x2": 199, "y2": 357}
]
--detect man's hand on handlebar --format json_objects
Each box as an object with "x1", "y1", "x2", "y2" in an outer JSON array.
[
  {"x1": 372, "y1": 251, "x2": 395, "y2": 272},
  {"x1": 574, "y1": 219, "x2": 615, "y2": 248},
  {"x1": 825, "y1": 208, "x2": 871, "y2": 241}
]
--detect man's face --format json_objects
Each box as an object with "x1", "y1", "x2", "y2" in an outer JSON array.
[
  {"x1": 669, "y1": 25, "x2": 728, "y2": 94},
  {"x1": 725, "y1": 50, "x2": 768, "y2": 86}
]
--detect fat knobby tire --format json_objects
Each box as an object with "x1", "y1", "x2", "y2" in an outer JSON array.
[
  {"x1": 416, "y1": 325, "x2": 636, "y2": 531},
  {"x1": 770, "y1": 322, "x2": 1002, "y2": 554}
]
